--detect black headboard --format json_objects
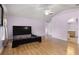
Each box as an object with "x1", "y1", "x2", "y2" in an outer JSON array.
[{"x1": 13, "y1": 26, "x2": 31, "y2": 35}]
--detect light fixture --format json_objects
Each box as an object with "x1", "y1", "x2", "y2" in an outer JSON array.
[
  {"x1": 44, "y1": 9, "x2": 54, "y2": 15},
  {"x1": 68, "y1": 18, "x2": 76, "y2": 23}
]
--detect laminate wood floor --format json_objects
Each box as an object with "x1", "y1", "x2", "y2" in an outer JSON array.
[{"x1": 1, "y1": 37, "x2": 79, "y2": 55}]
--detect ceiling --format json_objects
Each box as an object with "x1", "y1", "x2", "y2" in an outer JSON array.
[{"x1": 5, "y1": 4, "x2": 79, "y2": 20}]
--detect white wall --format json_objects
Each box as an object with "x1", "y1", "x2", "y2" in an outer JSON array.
[
  {"x1": 7, "y1": 16, "x2": 45, "y2": 39},
  {"x1": 78, "y1": 19, "x2": 79, "y2": 44},
  {"x1": 7, "y1": 8, "x2": 79, "y2": 43},
  {"x1": 47, "y1": 8, "x2": 79, "y2": 42}
]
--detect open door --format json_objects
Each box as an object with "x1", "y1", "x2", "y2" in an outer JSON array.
[
  {"x1": 67, "y1": 18, "x2": 78, "y2": 55},
  {"x1": 0, "y1": 4, "x2": 4, "y2": 54}
]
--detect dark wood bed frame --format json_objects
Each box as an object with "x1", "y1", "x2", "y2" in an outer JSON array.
[{"x1": 12, "y1": 26, "x2": 41, "y2": 48}]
